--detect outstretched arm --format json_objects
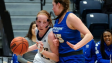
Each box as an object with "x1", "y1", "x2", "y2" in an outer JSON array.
[
  {"x1": 27, "y1": 44, "x2": 38, "y2": 52},
  {"x1": 38, "y1": 31, "x2": 59, "y2": 62}
]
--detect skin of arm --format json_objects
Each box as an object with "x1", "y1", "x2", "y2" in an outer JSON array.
[
  {"x1": 27, "y1": 44, "x2": 38, "y2": 52},
  {"x1": 66, "y1": 13, "x2": 93, "y2": 50},
  {"x1": 39, "y1": 31, "x2": 59, "y2": 62},
  {"x1": 18, "y1": 55, "x2": 32, "y2": 63}
]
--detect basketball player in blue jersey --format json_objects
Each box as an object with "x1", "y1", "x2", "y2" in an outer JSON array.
[
  {"x1": 27, "y1": 10, "x2": 59, "y2": 63},
  {"x1": 52, "y1": 0, "x2": 93, "y2": 63},
  {"x1": 95, "y1": 30, "x2": 112, "y2": 63},
  {"x1": 11, "y1": 54, "x2": 19, "y2": 63},
  {"x1": 81, "y1": 33, "x2": 97, "y2": 63}
]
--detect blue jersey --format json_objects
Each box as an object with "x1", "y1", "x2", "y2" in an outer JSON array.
[
  {"x1": 53, "y1": 12, "x2": 82, "y2": 54},
  {"x1": 83, "y1": 39, "x2": 97, "y2": 63},
  {"x1": 95, "y1": 41, "x2": 112, "y2": 63},
  {"x1": 11, "y1": 54, "x2": 19, "y2": 63}
]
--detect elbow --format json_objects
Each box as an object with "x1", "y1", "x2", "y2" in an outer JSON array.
[
  {"x1": 55, "y1": 58, "x2": 59, "y2": 62},
  {"x1": 90, "y1": 33, "x2": 93, "y2": 40},
  {"x1": 87, "y1": 32, "x2": 93, "y2": 40},
  {"x1": 53, "y1": 57, "x2": 59, "y2": 62}
]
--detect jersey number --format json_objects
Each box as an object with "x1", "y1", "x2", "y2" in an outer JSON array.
[
  {"x1": 41, "y1": 48, "x2": 50, "y2": 60},
  {"x1": 55, "y1": 34, "x2": 64, "y2": 43}
]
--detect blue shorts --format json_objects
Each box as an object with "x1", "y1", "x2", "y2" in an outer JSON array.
[{"x1": 57, "y1": 54, "x2": 85, "y2": 63}]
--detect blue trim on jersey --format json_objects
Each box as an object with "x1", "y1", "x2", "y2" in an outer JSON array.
[
  {"x1": 36, "y1": 27, "x2": 51, "y2": 41},
  {"x1": 95, "y1": 41, "x2": 112, "y2": 63},
  {"x1": 83, "y1": 39, "x2": 97, "y2": 63},
  {"x1": 12, "y1": 54, "x2": 19, "y2": 63},
  {"x1": 53, "y1": 12, "x2": 82, "y2": 54}
]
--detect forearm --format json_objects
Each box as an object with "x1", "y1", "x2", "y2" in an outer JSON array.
[
  {"x1": 41, "y1": 50, "x2": 59, "y2": 62},
  {"x1": 27, "y1": 44, "x2": 38, "y2": 52},
  {"x1": 17, "y1": 55, "x2": 28, "y2": 63},
  {"x1": 76, "y1": 33, "x2": 93, "y2": 50}
]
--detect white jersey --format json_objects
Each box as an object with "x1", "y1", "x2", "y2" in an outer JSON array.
[{"x1": 33, "y1": 28, "x2": 56, "y2": 63}]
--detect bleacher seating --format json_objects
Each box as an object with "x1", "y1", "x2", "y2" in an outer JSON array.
[
  {"x1": 82, "y1": 0, "x2": 94, "y2": 1},
  {"x1": 80, "y1": 1, "x2": 102, "y2": 24},
  {"x1": 86, "y1": 13, "x2": 109, "y2": 39},
  {"x1": 80, "y1": 1, "x2": 101, "y2": 15},
  {"x1": 109, "y1": 14, "x2": 112, "y2": 30}
]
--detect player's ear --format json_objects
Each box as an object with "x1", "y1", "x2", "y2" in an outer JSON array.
[
  {"x1": 36, "y1": 17, "x2": 38, "y2": 20},
  {"x1": 57, "y1": 2, "x2": 61, "y2": 8}
]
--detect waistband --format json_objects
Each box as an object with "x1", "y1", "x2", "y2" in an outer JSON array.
[{"x1": 59, "y1": 50, "x2": 83, "y2": 57}]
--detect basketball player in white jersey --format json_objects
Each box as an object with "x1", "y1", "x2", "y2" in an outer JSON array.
[{"x1": 27, "y1": 10, "x2": 59, "y2": 63}]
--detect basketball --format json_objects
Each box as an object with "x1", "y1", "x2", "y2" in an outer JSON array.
[{"x1": 10, "y1": 37, "x2": 29, "y2": 55}]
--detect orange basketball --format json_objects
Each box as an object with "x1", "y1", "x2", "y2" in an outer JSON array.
[{"x1": 10, "y1": 37, "x2": 29, "y2": 55}]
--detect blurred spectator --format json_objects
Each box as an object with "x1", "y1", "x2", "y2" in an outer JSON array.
[
  {"x1": 18, "y1": 21, "x2": 37, "y2": 63},
  {"x1": 95, "y1": 29, "x2": 112, "y2": 63},
  {"x1": 81, "y1": 33, "x2": 97, "y2": 63}
]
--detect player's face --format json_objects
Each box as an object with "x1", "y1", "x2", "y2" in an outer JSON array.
[
  {"x1": 52, "y1": 1, "x2": 60, "y2": 16},
  {"x1": 36, "y1": 14, "x2": 49, "y2": 32},
  {"x1": 103, "y1": 31, "x2": 112, "y2": 46},
  {"x1": 32, "y1": 24, "x2": 36, "y2": 36}
]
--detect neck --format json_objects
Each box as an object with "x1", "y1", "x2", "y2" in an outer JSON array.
[
  {"x1": 39, "y1": 29, "x2": 48, "y2": 38},
  {"x1": 58, "y1": 11, "x2": 67, "y2": 23}
]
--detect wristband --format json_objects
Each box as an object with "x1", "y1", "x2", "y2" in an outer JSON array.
[
  {"x1": 38, "y1": 44, "x2": 40, "y2": 49},
  {"x1": 36, "y1": 43, "x2": 38, "y2": 47},
  {"x1": 40, "y1": 49, "x2": 44, "y2": 53}
]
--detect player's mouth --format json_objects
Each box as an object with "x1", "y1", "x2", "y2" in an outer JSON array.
[
  {"x1": 105, "y1": 39, "x2": 111, "y2": 45},
  {"x1": 40, "y1": 29, "x2": 43, "y2": 30}
]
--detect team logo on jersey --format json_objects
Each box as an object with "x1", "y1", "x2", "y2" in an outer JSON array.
[
  {"x1": 53, "y1": 27, "x2": 63, "y2": 32},
  {"x1": 95, "y1": 50, "x2": 99, "y2": 54},
  {"x1": 86, "y1": 44, "x2": 89, "y2": 48},
  {"x1": 55, "y1": 34, "x2": 64, "y2": 43}
]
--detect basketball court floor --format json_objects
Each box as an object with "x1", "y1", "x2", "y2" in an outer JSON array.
[{"x1": 0, "y1": 57, "x2": 12, "y2": 63}]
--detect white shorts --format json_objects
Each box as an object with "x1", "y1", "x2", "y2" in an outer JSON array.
[
  {"x1": 33, "y1": 53, "x2": 45, "y2": 63},
  {"x1": 33, "y1": 53, "x2": 56, "y2": 63}
]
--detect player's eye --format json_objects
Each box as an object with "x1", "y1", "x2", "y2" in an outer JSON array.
[
  {"x1": 38, "y1": 21, "x2": 41, "y2": 23},
  {"x1": 43, "y1": 22, "x2": 46, "y2": 24}
]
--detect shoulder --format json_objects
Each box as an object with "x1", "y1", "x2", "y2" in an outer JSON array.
[
  {"x1": 67, "y1": 12, "x2": 82, "y2": 26},
  {"x1": 25, "y1": 37, "x2": 32, "y2": 43},
  {"x1": 48, "y1": 31, "x2": 55, "y2": 42},
  {"x1": 25, "y1": 37, "x2": 29, "y2": 40},
  {"x1": 48, "y1": 31, "x2": 54, "y2": 39},
  {"x1": 47, "y1": 28, "x2": 53, "y2": 34},
  {"x1": 67, "y1": 13, "x2": 78, "y2": 20},
  {"x1": 48, "y1": 31, "x2": 55, "y2": 46}
]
